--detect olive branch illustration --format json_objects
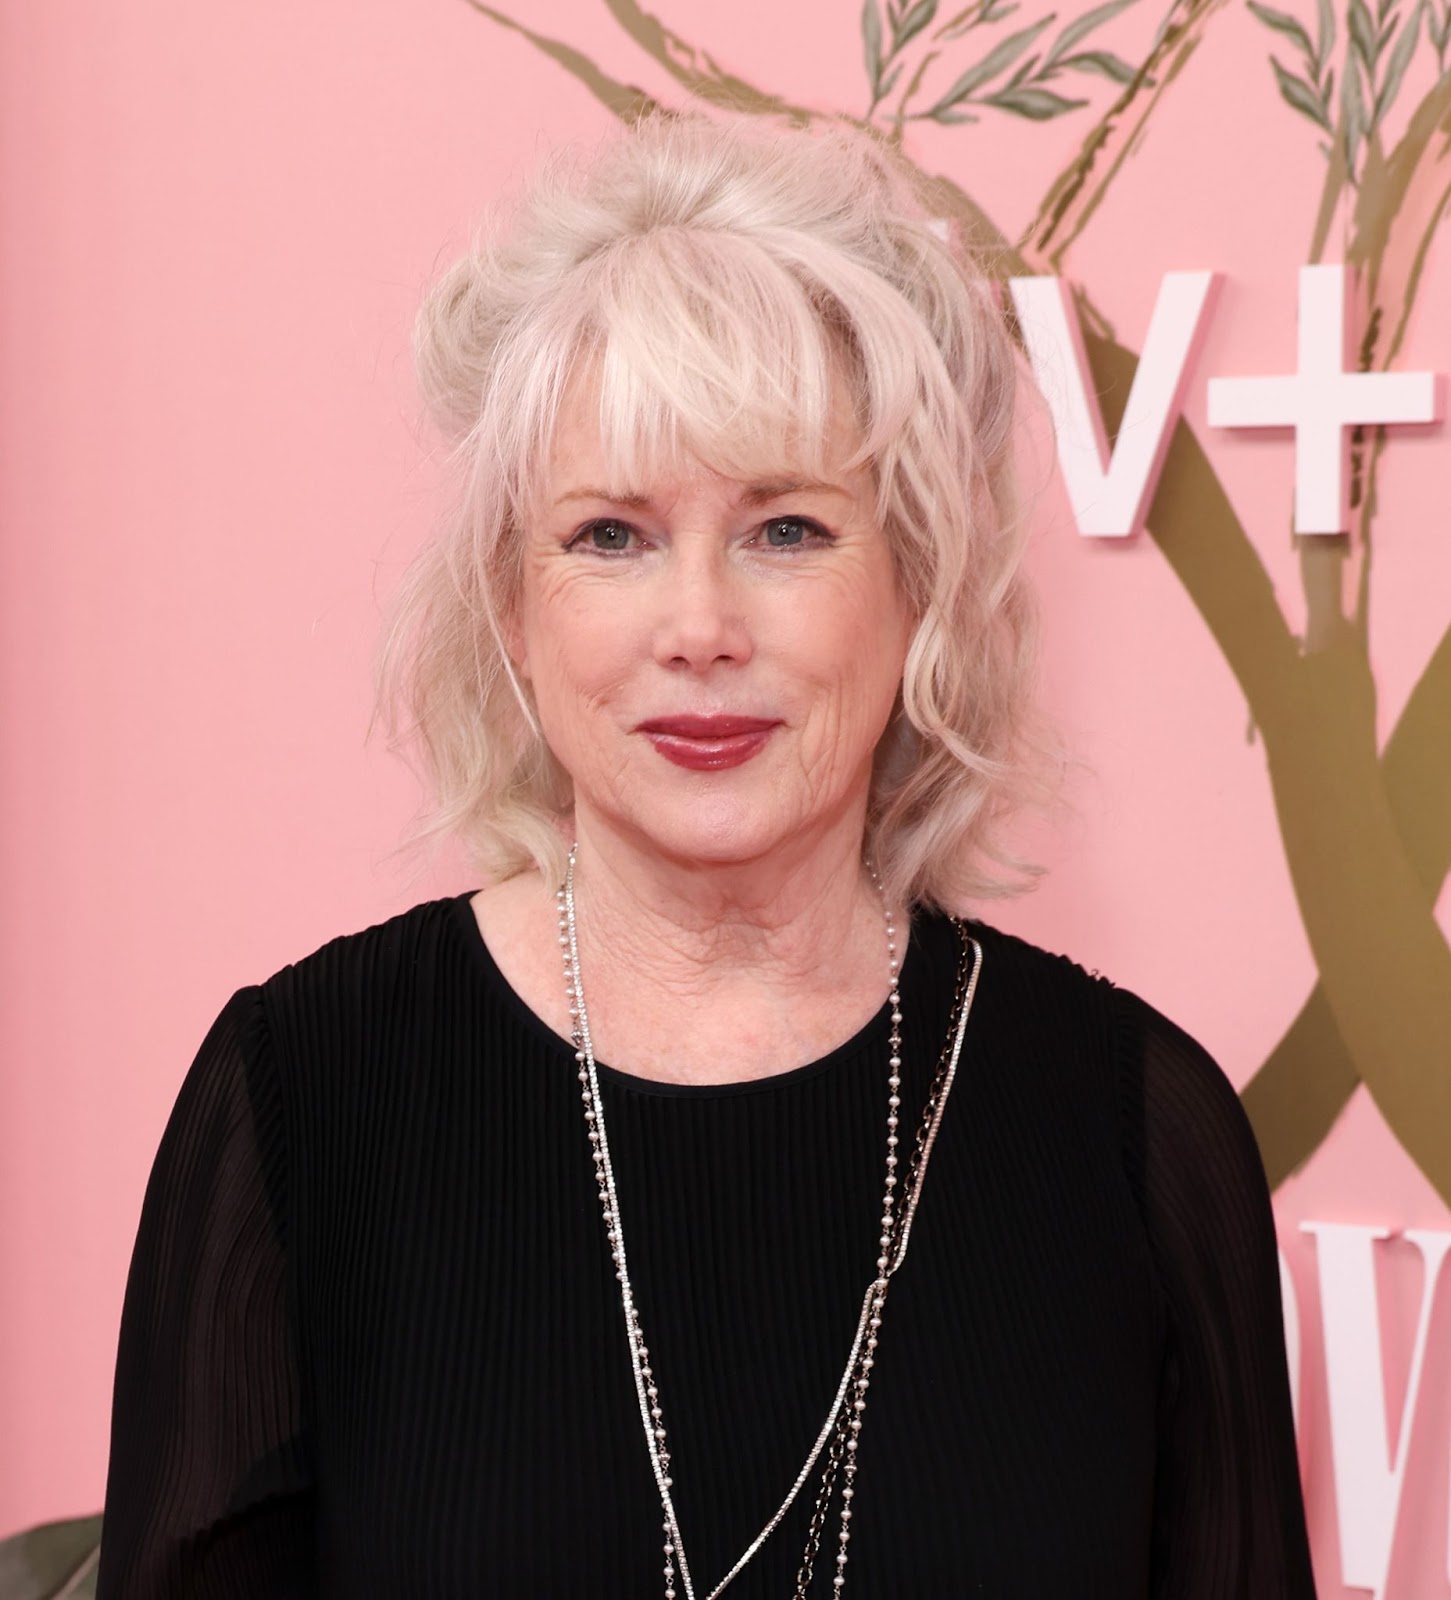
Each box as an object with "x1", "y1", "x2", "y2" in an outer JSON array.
[
  {"x1": 860, "y1": 0, "x2": 1143, "y2": 130},
  {"x1": 465, "y1": 0, "x2": 1451, "y2": 1205},
  {"x1": 1251, "y1": 0, "x2": 1451, "y2": 179}
]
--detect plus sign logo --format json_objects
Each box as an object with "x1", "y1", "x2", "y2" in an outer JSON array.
[{"x1": 1010, "y1": 264, "x2": 1443, "y2": 538}]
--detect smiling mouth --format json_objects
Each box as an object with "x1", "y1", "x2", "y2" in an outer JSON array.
[{"x1": 635, "y1": 715, "x2": 780, "y2": 771}]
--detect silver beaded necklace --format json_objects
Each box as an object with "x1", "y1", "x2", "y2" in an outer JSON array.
[{"x1": 557, "y1": 844, "x2": 983, "y2": 1599}]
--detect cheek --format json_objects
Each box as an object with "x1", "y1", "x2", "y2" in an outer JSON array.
[
  {"x1": 528, "y1": 632, "x2": 627, "y2": 716},
  {"x1": 835, "y1": 569, "x2": 910, "y2": 680},
  {"x1": 517, "y1": 595, "x2": 641, "y2": 758},
  {"x1": 517, "y1": 569, "x2": 607, "y2": 687},
  {"x1": 791, "y1": 585, "x2": 911, "y2": 759}
]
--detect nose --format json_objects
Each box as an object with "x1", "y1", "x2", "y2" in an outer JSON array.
[{"x1": 652, "y1": 544, "x2": 754, "y2": 672}]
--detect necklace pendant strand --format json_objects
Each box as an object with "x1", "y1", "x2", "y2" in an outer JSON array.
[{"x1": 560, "y1": 845, "x2": 983, "y2": 1599}]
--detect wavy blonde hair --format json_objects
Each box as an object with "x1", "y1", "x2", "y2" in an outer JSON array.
[{"x1": 378, "y1": 111, "x2": 1043, "y2": 910}]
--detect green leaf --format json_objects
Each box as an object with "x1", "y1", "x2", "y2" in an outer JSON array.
[
  {"x1": 932, "y1": 1, "x2": 971, "y2": 29},
  {"x1": 935, "y1": 2, "x2": 983, "y2": 39},
  {"x1": 1349, "y1": 0, "x2": 1377, "y2": 64},
  {"x1": 1059, "y1": 46, "x2": 1140, "y2": 80},
  {"x1": 1343, "y1": 47, "x2": 1368, "y2": 169},
  {"x1": 893, "y1": 0, "x2": 940, "y2": 48},
  {"x1": 1315, "y1": 0, "x2": 1336, "y2": 68},
  {"x1": 1375, "y1": 0, "x2": 1422, "y2": 118},
  {"x1": 1041, "y1": 0, "x2": 1138, "y2": 68},
  {"x1": 981, "y1": 83, "x2": 1090, "y2": 115},
  {"x1": 878, "y1": 59, "x2": 905, "y2": 98},
  {"x1": 1005, "y1": 50, "x2": 1041, "y2": 84},
  {"x1": 0, "y1": 1515, "x2": 103, "y2": 1600},
  {"x1": 928, "y1": 15, "x2": 1057, "y2": 108},
  {"x1": 929, "y1": 103, "x2": 981, "y2": 120},
  {"x1": 1271, "y1": 54, "x2": 1333, "y2": 127},
  {"x1": 863, "y1": 0, "x2": 885, "y2": 91},
  {"x1": 1246, "y1": 0, "x2": 1315, "y2": 58},
  {"x1": 939, "y1": 1, "x2": 1019, "y2": 39}
]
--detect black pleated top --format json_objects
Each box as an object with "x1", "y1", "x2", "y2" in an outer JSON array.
[{"x1": 97, "y1": 894, "x2": 1316, "y2": 1597}]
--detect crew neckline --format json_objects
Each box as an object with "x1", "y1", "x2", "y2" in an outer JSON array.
[{"x1": 448, "y1": 888, "x2": 937, "y2": 1101}]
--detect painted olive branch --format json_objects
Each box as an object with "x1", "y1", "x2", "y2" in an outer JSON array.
[
  {"x1": 861, "y1": 0, "x2": 1143, "y2": 129},
  {"x1": 1242, "y1": 619, "x2": 1451, "y2": 1186},
  {"x1": 1250, "y1": 0, "x2": 1447, "y2": 182},
  {"x1": 1435, "y1": 0, "x2": 1451, "y2": 68},
  {"x1": 1023, "y1": 0, "x2": 1229, "y2": 273}
]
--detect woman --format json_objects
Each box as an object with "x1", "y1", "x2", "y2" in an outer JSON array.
[{"x1": 97, "y1": 113, "x2": 1316, "y2": 1596}]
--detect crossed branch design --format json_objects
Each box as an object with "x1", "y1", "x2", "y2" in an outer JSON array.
[{"x1": 467, "y1": 0, "x2": 1451, "y2": 1204}]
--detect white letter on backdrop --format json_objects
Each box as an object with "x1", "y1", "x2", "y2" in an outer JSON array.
[
  {"x1": 1279, "y1": 1246, "x2": 1301, "y2": 1438},
  {"x1": 1206, "y1": 264, "x2": 1441, "y2": 534},
  {"x1": 1008, "y1": 271, "x2": 1219, "y2": 537},
  {"x1": 1301, "y1": 1222, "x2": 1451, "y2": 1597}
]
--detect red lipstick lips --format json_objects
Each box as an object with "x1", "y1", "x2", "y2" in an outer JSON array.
[{"x1": 636, "y1": 715, "x2": 779, "y2": 772}]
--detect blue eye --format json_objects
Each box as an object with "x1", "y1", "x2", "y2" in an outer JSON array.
[
  {"x1": 761, "y1": 516, "x2": 824, "y2": 548},
  {"x1": 571, "y1": 518, "x2": 636, "y2": 553}
]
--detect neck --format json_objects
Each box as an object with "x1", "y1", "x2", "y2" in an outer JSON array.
[
  {"x1": 552, "y1": 803, "x2": 905, "y2": 1084},
  {"x1": 568, "y1": 805, "x2": 891, "y2": 994}
]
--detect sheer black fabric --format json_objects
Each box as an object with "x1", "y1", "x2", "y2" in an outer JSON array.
[{"x1": 98, "y1": 895, "x2": 1316, "y2": 1597}]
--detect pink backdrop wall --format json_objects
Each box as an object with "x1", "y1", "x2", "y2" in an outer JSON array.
[{"x1": 4, "y1": 2, "x2": 1450, "y2": 1593}]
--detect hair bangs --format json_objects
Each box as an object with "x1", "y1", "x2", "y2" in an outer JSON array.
[{"x1": 575, "y1": 228, "x2": 870, "y2": 492}]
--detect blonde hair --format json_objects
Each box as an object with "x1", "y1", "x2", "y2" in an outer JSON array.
[{"x1": 378, "y1": 111, "x2": 1043, "y2": 910}]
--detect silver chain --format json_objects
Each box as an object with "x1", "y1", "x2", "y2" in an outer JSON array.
[{"x1": 558, "y1": 844, "x2": 983, "y2": 1599}]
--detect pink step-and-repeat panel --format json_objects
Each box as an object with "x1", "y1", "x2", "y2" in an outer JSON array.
[{"x1": 4, "y1": 2, "x2": 1450, "y2": 1593}]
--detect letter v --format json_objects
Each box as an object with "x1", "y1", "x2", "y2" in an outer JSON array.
[
  {"x1": 1008, "y1": 272, "x2": 1219, "y2": 537},
  {"x1": 1301, "y1": 1223, "x2": 1451, "y2": 1596}
]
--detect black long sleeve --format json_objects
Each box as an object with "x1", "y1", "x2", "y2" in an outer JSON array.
[
  {"x1": 1114, "y1": 991, "x2": 1314, "y2": 1595},
  {"x1": 98, "y1": 895, "x2": 1315, "y2": 1597},
  {"x1": 99, "y1": 992, "x2": 315, "y2": 1596}
]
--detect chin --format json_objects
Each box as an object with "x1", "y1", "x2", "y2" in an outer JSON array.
[{"x1": 616, "y1": 794, "x2": 808, "y2": 869}]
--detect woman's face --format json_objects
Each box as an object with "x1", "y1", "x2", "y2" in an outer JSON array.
[{"x1": 510, "y1": 378, "x2": 917, "y2": 872}]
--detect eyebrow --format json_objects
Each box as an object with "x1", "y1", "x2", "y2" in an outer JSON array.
[{"x1": 552, "y1": 479, "x2": 851, "y2": 510}]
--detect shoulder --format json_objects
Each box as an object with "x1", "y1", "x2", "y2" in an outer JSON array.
[
  {"x1": 942, "y1": 917, "x2": 1281, "y2": 1301},
  {"x1": 958, "y1": 914, "x2": 1235, "y2": 1093},
  {"x1": 1109, "y1": 983, "x2": 1268, "y2": 1210},
  {"x1": 949, "y1": 914, "x2": 1119, "y2": 1057},
  {"x1": 913, "y1": 915, "x2": 1128, "y2": 1157},
  {"x1": 267, "y1": 891, "x2": 474, "y2": 983},
  {"x1": 256, "y1": 891, "x2": 480, "y2": 1043},
  {"x1": 951, "y1": 916, "x2": 1250, "y2": 1152},
  {"x1": 959, "y1": 915, "x2": 1111, "y2": 996}
]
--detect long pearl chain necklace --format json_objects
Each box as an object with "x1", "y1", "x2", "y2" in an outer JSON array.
[{"x1": 557, "y1": 844, "x2": 983, "y2": 1599}]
